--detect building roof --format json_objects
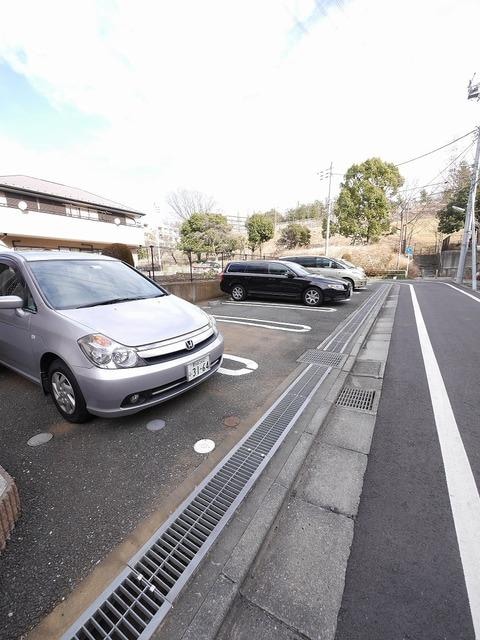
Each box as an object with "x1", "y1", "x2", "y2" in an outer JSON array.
[{"x1": 0, "y1": 174, "x2": 145, "y2": 216}]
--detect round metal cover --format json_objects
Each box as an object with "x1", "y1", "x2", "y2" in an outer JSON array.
[
  {"x1": 27, "y1": 433, "x2": 53, "y2": 447},
  {"x1": 223, "y1": 416, "x2": 240, "y2": 428},
  {"x1": 146, "y1": 419, "x2": 166, "y2": 432},
  {"x1": 194, "y1": 439, "x2": 215, "y2": 454}
]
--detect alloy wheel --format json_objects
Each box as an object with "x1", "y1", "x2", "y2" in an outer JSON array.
[{"x1": 51, "y1": 372, "x2": 76, "y2": 415}]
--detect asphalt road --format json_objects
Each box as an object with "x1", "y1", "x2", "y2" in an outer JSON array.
[
  {"x1": 0, "y1": 288, "x2": 373, "y2": 640},
  {"x1": 336, "y1": 282, "x2": 479, "y2": 640}
]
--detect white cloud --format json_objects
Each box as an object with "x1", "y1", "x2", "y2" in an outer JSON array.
[{"x1": 0, "y1": 0, "x2": 479, "y2": 221}]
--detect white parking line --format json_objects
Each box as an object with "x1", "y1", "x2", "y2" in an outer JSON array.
[
  {"x1": 220, "y1": 301, "x2": 336, "y2": 313},
  {"x1": 443, "y1": 282, "x2": 480, "y2": 304},
  {"x1": 410, "y1": 284, "x2": 480, "y2": 637},
  {"x1": 212, "y1": 315, "x2": 311, "y2": 333},
  {"x1": 218, "y1": 354, "x2": 258, "y2": 376}
]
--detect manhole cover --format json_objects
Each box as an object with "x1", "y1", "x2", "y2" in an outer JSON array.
[
  {"x1": 194, "y1": 439, "x2": 215, "y2": 454},
  {"x1": 146, "y1": 419, "x2": 166, "y2": 432},
  {"x1": 223, "y1": 416, "x2": 240, "y2": 428},
  {"x1": 27, "y1": 433, "x2": 53, "y2": 447}
]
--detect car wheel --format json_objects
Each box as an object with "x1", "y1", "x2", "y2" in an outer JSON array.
[
  {"x1": 231, "y1": 284, "x2": 247, "y2": 301},
  {"x1": 303, "y1": 287, "x2": 323, "y2": 307},
  {"x1": 48, "y1": 359, "x2": 91, "y2": 423},
  {"x1": 343, "y1": 278, "x2": 354, "y2": 293}
]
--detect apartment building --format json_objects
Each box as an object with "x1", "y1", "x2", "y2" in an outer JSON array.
[{"x1": 0, "y1": 175, "x2": 145, "y2": 253}]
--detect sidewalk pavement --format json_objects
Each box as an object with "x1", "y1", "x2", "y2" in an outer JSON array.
[{"x1": 152, "y1": 287, "x2": 398, "y2": 640}]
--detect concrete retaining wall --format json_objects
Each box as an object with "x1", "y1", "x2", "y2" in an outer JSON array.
[
  {"x1": 0, "y1": 466, "x2": 20, "y2": 552},
  {"x1": 440, "y1": 249, "x2": 475, "y2": 277},
  {"x1": 160, "y1": 278, "x2": 223, "y2": 303}
]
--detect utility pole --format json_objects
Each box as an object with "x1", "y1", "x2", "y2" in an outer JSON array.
[
  {"x1": 456, "y1": 76, "x2": 480, "y2": 288},
  {"x1": 325, "y1": 162, "x2": 333, "y2": 256},
  {"x1": 318, "y1": 163, "x2": 333, "y2": 256},
  {"x1": 455, "y1": 127, "x2": 480, "y2": 287}
]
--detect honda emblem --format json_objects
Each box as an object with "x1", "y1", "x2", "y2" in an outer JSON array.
[{"x1": 185, "y1": 340, "x2": 194, "y2": 350}]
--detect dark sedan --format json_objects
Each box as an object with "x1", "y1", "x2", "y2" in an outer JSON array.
[{"x1": 220, "y1": 260, "x2": 351, "y2": 306}]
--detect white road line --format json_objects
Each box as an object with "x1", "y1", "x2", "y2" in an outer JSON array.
[
  {"x1": 212, "y1": 315, "x2": 311, "y2": 333},
  {"x1": 443, "y1": 282, "x2": 480, "y2": 304},
  {"x1": 409, "y1": 284, "x2": 480, "y2": 637},
  {"x1": 218, "y1": 354, "x2": 258, "y2": 376},
  {"x1": 220, "y1": 301, "x2": 336, "y2": 313}
]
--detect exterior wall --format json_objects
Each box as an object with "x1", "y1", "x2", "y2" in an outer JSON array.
[
  {"x1": 440, "y1": 249, "x2": 476, "y2": 277},
  {"x1": 0, "y1": 205, "x2": 143, "y2": 249},
  {"x1": 161, "y1": 279, "x2": 223, "y2": 303}
]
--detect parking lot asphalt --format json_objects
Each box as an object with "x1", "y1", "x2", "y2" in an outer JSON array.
[{"x1": 0, "y1": 288, "x2": 376, "y2": 640}]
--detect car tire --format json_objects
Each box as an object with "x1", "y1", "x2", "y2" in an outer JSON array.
[
  {"x1": 303, "y1": 287, "x2": 323, "y2": 307},
  {"x1": 48, "y1": 359, "x2": 92, "y2": 423},
  {"x1": 231, "y1": 284, "x2": 247, "y2": 301},
  {"x1": 343, "y1": 278, "x2": 354, "y2": 292}
]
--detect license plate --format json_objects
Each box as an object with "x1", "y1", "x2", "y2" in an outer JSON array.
[{"x1": 186, "y1": 355, "x2": 210, "y2": 381}]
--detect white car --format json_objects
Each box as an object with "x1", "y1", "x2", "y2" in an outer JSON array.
[{"x1": 278, "y1": 255, "x2": 367, "y2": 290}]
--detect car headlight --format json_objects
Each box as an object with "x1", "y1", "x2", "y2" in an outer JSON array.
[
  {"x1": 206, "y1": 314, "x2": 217, "y2": 332},
  {"x1": 78, "y1": 334, "x2": 143, "y2": 369},
  {"x1": 327, "y1": 284, "x2": 346, "y2": 291}
]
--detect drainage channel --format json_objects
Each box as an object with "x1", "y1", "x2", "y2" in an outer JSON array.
[{"x1": 62, "y1": 284, "x2": 390, "y2": 640}]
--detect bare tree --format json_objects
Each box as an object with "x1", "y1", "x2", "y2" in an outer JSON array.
[{"x1": 166, "y1": 188, "x2": 216, "y2": 221}]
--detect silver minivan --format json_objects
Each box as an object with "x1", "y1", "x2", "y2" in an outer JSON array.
[
  {"x1": 278, "y1": 255, "x2": 367, "y2": 290},
  {"x1": 0, "y1": 252, "x2": 224, "y2": 422}
]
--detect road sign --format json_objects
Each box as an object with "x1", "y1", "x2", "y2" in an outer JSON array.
[{"x1": 405, "y1": 246, "x2": 414, "y2": 256}]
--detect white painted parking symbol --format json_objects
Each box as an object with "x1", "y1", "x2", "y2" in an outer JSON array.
[
  {"x1": 213, "y1": 315, "x2": 311, "y2": 333},
  {"x1": 218, "y1": 354, "x2": 259, "y2": 376},
  {"x1": 221, "y1": 301, "x2": 336, "y2": 313}
]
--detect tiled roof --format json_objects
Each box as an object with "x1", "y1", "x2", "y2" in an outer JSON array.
[{"x1": 0, "y1": 175, "x2": 145, "y2": 216}]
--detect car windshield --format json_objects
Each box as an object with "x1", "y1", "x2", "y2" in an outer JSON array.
[
  {"x1": 281, "y1": 261, "x2": 310, "y2": 277},
  {"x1": 29, "y1": 259, "x2": 165, "y2": 310},
  {"x1": 337, "y1": 259, "x2": 356, "y2": 269}
]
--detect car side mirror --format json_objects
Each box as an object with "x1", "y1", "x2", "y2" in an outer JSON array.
[
  {"x1": 286, "y1": 272, "x2": 295, "y2": 278},
  {"x1": 0, "y1": 295, "x2": 24, "y2": 309}
]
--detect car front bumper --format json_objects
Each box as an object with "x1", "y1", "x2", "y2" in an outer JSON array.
[
  {"x1": 72, "y1": 333, "x2": 224, "y2": 418},
  {"x1": 354, "y1": 277, "x2": 368, "y2": 288},
  {"x1": 323, "y1": 287, "x2": 351, "y2": 301}
]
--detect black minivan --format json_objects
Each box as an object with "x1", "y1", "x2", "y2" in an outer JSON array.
[{"x1": 220, "y1": 260, "x2": 351, "y2": 306}]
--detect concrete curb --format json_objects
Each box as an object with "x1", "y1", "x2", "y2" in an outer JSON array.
[
  {"x1": 0, "y1": 465, "x2": 20, "y2": 553},
  {"x1": 152, "y1": 285, "x2": 397, "y2": 640}
]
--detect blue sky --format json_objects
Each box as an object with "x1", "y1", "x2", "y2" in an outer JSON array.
[
  {"x1": 0, "y1": 62, "x2": 105, "y2": 150},
  {"x1": 0, "y1": 0, "x2": 479, "y2": 219}
]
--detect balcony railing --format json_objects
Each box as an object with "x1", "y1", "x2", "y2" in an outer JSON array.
[{"x1": 0, "y1": 201, "x2": 142, "y2": 227}]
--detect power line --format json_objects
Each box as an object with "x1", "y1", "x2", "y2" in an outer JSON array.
[
  {"x1": 424, "y1": 138, "x2": 477, "y2": 188},
  {"x1": 398, "y1": 181, "x2": 448, "y2": 194},
  {"x1": 395, "y1": 129, "x2": 476, "y2": 167}
]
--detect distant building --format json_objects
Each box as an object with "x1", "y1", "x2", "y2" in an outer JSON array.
[
  {"x1": 226, "y1": 213, "x2": 248, "y2": 235},
  {"x1": 157, "y1": 222, "x2": 180, "y2": 248},
  {"x1": 0, "y1": 175, "x2": 145, "y2": 253}
]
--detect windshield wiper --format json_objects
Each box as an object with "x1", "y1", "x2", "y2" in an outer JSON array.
[{"x1": 75, "y1": 296, "x2": 146, "y2": 309}]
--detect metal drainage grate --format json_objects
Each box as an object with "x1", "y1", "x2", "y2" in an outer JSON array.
[
  {"x1": 321, "y1": 285, "x2": 390, "y2": 354},
  {"x1": 297, "y1": 350, "x2": 346, "y2": 368},
  {"x1": 336, "y1": 387, "x2": 376, "y2": 412},
  {"x1": 62, "y1": 364, "x2": 330, "y2": 640},
  {"x1": 70, "y1": 568, "x2": 171, "y2": 640}
]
